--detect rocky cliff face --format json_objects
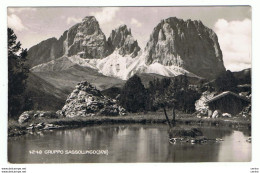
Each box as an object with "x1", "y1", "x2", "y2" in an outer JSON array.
[
  {"x1": 108, "y1": 25, "x2": 140, "y2": 57},
  {"x1": 26, "y1": 36, "x2": 66, "y2": 67},
  {"x1": 27, "y1": 16, "x2": 112, "y2": 67},
  {"x1": 66, "y1": 16, "x2": 112, "y2": 58},
  {"x1": 144, "y1": 17, "x2": 226, "y2": 79}
]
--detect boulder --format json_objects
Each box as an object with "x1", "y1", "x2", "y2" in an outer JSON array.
[
  {"x1": 222, "y1": 113, "x2": 232, "y2": 118},
  {"x1": 18, "y1": 111, "x2": 59, "y2": 124},
  {"x1": 18, "y1": 111, "x2": 31, "y2": 124},
  {"x1": 56, "y1": 110, "x2": 64, "y2": 118},
  {"x1": 212, "y1": 110, "x2": 222, "y2": 118},
  {"x1": 195, "y1": 91, "x2": 216, "y2": 115},
  {"x1": 61, "y1": 81, "x2": 126, "y2": 117},
  {"x1": 25, "y1": 122, "x2": 62, "y2": 131}
]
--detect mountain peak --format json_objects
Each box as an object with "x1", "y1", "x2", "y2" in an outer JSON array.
[
  {"x1": 144, "y1": 17, "x2": 225, "y2": 79},
  {"x1": 82, "y1": 16, "x2": 97, "y2": 21},
  {"x1": 116, "y1": 24, "x2": 131, "y2": 34},
  {"x1": 108, "y1": 24, "x2": 140, "y2": 57},
  {"x1": 65, "y1": 16, "x2": 112, "y2": 58}
]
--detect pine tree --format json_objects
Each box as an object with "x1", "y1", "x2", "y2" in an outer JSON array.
[
  {"x1": 8, "y1": 28, "x2": 29, "y2": 118},
  {"x1": 119, "y1": 75, "x2": 147, "y2": 112},
  {"x1": 146, "y1": 80, "x2": 156, "y2": 111}
]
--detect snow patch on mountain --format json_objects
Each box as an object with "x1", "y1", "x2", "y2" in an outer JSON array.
[
  {"x1": 31, "y1": 49, "x2": 199, "y2": 80},
  {"x1": 93, "y1": 50, "x2": 199, "y2": 80},
  {"x1": 145, "y1": 63, "x2": 194, "y2": 77},
  {"x1": 66, "y1": 50, "x2": 145, "y2": 80}
]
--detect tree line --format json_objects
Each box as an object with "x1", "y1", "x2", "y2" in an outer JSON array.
[
  {"x1": 119, "y1": 74, "x2": 201, "y2": 113},
  {"x1": 118, "y1": 70, "x2": 242, "y2": 114}
]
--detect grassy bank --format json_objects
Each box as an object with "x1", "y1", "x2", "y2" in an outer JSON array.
[{"x1": 8, "y1": 111, "x2": 251, "y2": 137}]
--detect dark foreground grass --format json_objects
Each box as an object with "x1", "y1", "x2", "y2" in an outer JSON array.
[{"x1": 8, "y1": 111, "x2": 251, "y2": 137}]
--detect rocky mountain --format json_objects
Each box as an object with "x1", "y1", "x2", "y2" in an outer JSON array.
[
  {"x1": 66, "y1": 16, "x2": 112, "y2": 58},
  {"x1": 28, "y1": 16, "x2": 225, "y2": 80},
  {"x1": 27, "y1": 16, "x2": 112, "y2": 68},
  {"x1": 144, "y1": 17, "x2": 226, "y2": 79},
  {"x1": 108, "y1": 25, "x2": 141, "y2": 57},
  {"x1": 27, "y1": 37, "x2": 66, "y2": 67},
  {"x1": 27, "y1": 17, "x2": 142, "y2": 68}
]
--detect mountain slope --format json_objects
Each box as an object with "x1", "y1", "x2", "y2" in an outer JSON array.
[
  {"x1": 28, "y1": 64, "x2": 125, "y2": 111},
  {"x1": 25, "y1": 73, "x2": 68, "y2": 110},
  {"x1": 33, "y1": 64, "x2": 125, "y2": 92},
  {"x1": 26, "y1": 36, "x2": 66, "y2": 68}
]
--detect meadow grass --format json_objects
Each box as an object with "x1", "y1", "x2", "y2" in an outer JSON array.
[{"x1": 8, "y1": 110, "x2": 251, "y2": 137}]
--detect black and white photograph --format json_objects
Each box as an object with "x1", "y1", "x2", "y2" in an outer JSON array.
[
  {"x1": 6, "y1": 6, "x2": 253, "y2": 164},
  {"x1": 0, "y1": 4, "x2": 259, "y2": 170}
]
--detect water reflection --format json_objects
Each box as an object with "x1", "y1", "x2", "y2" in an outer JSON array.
[
  {"x1": 218, "y1": 130, "x2": 251, "y2": 162},
  {"x1": 8, "y1": 124, "x2": 251, "y2": 163}
]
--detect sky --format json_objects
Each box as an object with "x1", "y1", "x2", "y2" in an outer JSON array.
[{"x1": 7, "y1": 6, "x2": 251, "y2": 71}]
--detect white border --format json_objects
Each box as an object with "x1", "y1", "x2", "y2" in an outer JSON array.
[{"x1": 1, "y1": 0, "x2": 259, "y2": 172}]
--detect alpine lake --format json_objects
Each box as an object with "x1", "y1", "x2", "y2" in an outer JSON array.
[{"x1": 8, "y1": 123, "x2": 251, "y2": 163}]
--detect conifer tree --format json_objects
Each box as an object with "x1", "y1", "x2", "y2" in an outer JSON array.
[
  {"x1": 8, "y1": 28, "x2": 29, "y2": 117},
  {"x1": 119, "y1": 75, "x2": 147, "y2": 112}
]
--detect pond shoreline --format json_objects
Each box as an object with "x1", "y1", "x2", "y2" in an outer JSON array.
[
  {"x1": 8, "y1": 113, "x2": 251, "y2": 137},
  {"x1": 8, "y1": 122, "x2": 252, "y2": 163}
]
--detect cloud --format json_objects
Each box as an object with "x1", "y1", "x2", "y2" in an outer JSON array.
[
  {"x1": 214, "y1": 18, "x2": 251, "y2": 71},
  {"x1": 8, "y1": 8, "x2": 37, "y2": 13},
  {"x1": 130, "y1": 18, "x2": 142, "y2": 27},
  {"x1": 8, "y1": 14, "x2": 27, "y2": 31},
  {"x1": 67, "y1": 17, "x2": 82, "y2": 25},
  {"x1": 90, "y1": 7, "x2": 119, "y2": 25}
]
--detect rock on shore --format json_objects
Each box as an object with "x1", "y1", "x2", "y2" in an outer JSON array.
[
  {"x1": 60, "y1": 81, "x2": 126, "y2": 117},
  {"x1": 18, "y1": 110, "x2": 60, "y2": 124}
]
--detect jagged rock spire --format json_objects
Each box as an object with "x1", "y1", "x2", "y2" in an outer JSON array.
[{"x1": 108, "y1": 24, "x2": 141, "y2": 58}]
